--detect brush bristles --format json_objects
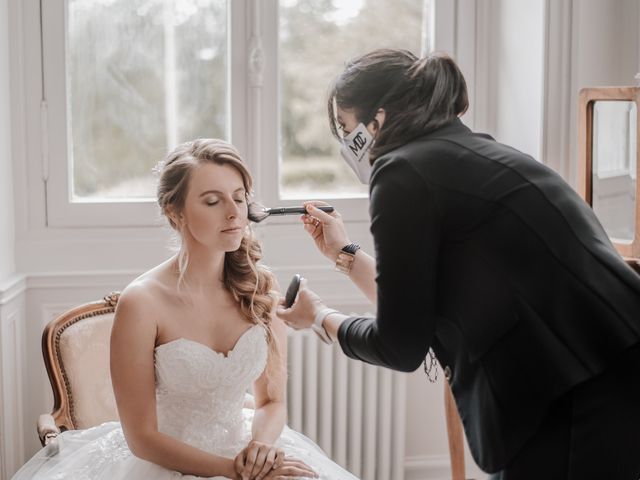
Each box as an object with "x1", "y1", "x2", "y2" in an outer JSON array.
[{"x1": 248, "y1": 203, "x2": 270, "y2": 223}]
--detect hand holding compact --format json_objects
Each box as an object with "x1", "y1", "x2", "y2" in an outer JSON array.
[
  {"x1": 277, "y1": 277, "x2": 326, "y2": 332},
  {"x1": 283, "y1": 274, "x2": 301, "y2": 309}
]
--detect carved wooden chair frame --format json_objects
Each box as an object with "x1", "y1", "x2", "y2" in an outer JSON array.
[{"x1": 37, "y1": 292, "x2": 121, "y2": 448}]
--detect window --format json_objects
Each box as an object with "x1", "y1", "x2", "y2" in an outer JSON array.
[
  {"x1": 38, "y1": 0, "x2": 438, "y2": 227},
  {"x1": 279, "y1": 0, "x2": 433, "y2": 198},
  {"x1": 67, "y1": 0, "x2": 228, "y2": 201}
]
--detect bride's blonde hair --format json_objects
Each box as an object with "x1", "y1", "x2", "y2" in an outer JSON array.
[{"x1": 156, "y1": 139, "x2": 284, "y2": 399}]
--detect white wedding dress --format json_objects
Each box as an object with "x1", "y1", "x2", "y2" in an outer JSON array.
[{"x1": 13, "y1": 325, "x2": 359, "y2": 479}]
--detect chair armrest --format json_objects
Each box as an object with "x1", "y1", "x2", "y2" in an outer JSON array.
[{"x1": 37, "y1": 414, "x2": 61, "y2": 447}]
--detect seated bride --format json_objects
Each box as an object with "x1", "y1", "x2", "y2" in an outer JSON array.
[{"x1": 13, "y1": 139, "x2": 360, "y2": 480}]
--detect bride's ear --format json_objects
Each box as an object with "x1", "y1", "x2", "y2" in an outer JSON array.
[{"x1": 166, "y1": 206, "x2": 184, "y2": 228}]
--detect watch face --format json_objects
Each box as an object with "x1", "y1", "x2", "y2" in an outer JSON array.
[{"x1": 335, "y1": 252, "x2": 355, "y2": 274}]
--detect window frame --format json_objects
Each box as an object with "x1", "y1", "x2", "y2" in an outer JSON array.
[
  {"x1": 41, "y1": 0, "x2": 243, "y2": 227},
  {"x1": 38, "y1": 0, "x2": 456, "y2": 228}
]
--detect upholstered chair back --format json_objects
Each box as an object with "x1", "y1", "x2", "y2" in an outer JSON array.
[{"x1": 42, "y1": 293, "x2": 120, "y2": 432}]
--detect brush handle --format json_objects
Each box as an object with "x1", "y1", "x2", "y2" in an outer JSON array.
[{"x1": 267, "y1": 206, "x2": 334, "y2": 216}]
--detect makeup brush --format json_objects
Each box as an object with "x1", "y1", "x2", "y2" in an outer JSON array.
[{"x1": 247, "y1": 203, "x2": 334, "y2": 223}]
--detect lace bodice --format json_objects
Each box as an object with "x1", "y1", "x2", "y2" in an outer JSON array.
[{"x1": 154, "y1": 324, "x2": 268, "y2": 457}]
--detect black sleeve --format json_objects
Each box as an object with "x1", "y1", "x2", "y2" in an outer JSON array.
[{"x1": 338, "y1": 155, "x2": 441, "y2": 372}]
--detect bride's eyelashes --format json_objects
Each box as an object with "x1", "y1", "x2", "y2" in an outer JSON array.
[{"x1": 204, "y1": 197, "x2": 246, "y2": 206}]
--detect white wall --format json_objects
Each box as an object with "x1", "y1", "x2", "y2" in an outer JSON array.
[
  {"x1": 0, "y1": 0, "x2": 14, "y2": 280},
  {"x1": 573, "y1": 0, "x2": 639, "y2": 88},
  {"x1": 481, "y1": 0, "x2": 546, "y2": 160},
  {"x1": 0, "y1": 4, "x2": 26, "y2": 478},
  {"x1": 567, "y1": 0, "x2": 640, "y2": 186}
]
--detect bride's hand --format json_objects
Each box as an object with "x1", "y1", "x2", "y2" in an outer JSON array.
[
  {"x1": 234, "y1": 440, "x2": 285, "y2": 480},
  {"x1": 301, "y1": 201, "x2": 350, "y2": 262},
  {"x1": 262, "y1": 458, "x2": 319, "y2": 479}
]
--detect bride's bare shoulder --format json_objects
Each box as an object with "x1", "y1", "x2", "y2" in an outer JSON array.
[{"x1": 115, "y1": 259, "x2": 178, "y2": 321}]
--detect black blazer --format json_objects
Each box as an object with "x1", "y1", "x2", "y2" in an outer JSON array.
[{"x1": 337, "y1": 118, "x2": 640, "y2": 472}]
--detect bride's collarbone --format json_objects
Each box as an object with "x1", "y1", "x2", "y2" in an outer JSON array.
[{"x1": 155, "y1": 306, "x2": 255, "y2": 354}]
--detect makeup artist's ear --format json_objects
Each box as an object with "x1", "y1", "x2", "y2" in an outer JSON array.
[{"x1": 369, "y1": 108, "x2": 386, "y2": 136}]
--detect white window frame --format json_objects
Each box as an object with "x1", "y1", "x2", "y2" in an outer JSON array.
[
  {"x1": 40, "y1": 0, "x2": 249, "y2": 227},
  {"x1": 38, "y1": 0, "x2": 459, "y2": 228}
]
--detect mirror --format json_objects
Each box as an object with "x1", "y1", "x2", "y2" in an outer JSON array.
[
  {"x1": 578, "y1": 87, "x2": 640, "y2": 264},
  {"x1": 592, "y1": 101, "x2": 637, "y2": 242}
]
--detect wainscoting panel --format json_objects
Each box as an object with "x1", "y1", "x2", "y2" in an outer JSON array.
[{"x1": 0, "y1": 274, "x2": 27, "y2": 479}]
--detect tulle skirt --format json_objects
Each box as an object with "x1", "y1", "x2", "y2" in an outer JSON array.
[{"x1": 12, "y1": 409, "x2": 360, "y2": 479}]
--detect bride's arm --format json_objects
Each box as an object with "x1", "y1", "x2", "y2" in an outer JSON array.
[
  {"x1": 234, "y1": 307, "x2": 289, "y2": 479},
  {"x1": 250, "y1": 312, "x2": 288, "y2": 444},
  {"x1": 110, "y1": 286, "x2": 237, "y2": 479}
]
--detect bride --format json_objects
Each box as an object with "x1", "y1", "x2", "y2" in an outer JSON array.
[{"x1": 13, "y1": 139, "x2": 360, "y2": 480}]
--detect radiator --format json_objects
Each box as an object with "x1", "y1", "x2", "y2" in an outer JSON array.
[{"x1": 286, "y1": 330, "x2": 407, "y2": 480}]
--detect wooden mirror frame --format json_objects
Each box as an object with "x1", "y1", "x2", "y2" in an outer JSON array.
[{"x1": 578, "y1": 86, "x2": 640, "y2": 265}]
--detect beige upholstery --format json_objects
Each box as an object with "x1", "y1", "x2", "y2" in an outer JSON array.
[{"x1": 57, "y1": 312, "x2": 118, "y2": 429}]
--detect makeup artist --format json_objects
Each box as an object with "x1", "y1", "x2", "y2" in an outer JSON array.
[{"x1": 277, "y1": 49, "x2": 640, "y2": 480}]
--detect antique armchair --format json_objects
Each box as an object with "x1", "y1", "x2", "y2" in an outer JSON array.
[{"x1": 37, "y1": 293, "x2": 122, "y2": 453}]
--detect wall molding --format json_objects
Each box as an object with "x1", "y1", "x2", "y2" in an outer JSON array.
[
  {"x1": 0, "y1": 273, "x2": 26, "y2": 306},
  {"x1": 405, "y1": 453, "x2": 486, "y2": 480},
  {"x1": 26, "y1": 270, "x2": 141, "y2": 291},
  {"x1": 405, "y1": 454, "x2": 453, "y2": 480},
  {"x1": 17, "y1": 266, "x2": 371, "y2": 307},
  {"x1": 0, "y1": 273, "x2": 26, "y2": 479}
]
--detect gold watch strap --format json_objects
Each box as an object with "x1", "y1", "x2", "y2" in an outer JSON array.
[
  {"x1": 335, "y1": 251, "x2": 356, "y2": 274},
  {"x1": 335, "y1": 243, "x2": 360, "y2": 274}
]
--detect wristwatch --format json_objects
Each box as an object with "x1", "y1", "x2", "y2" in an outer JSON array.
[{"x1": 335, "y1": 243, "x2": 360, "y2": 274}]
